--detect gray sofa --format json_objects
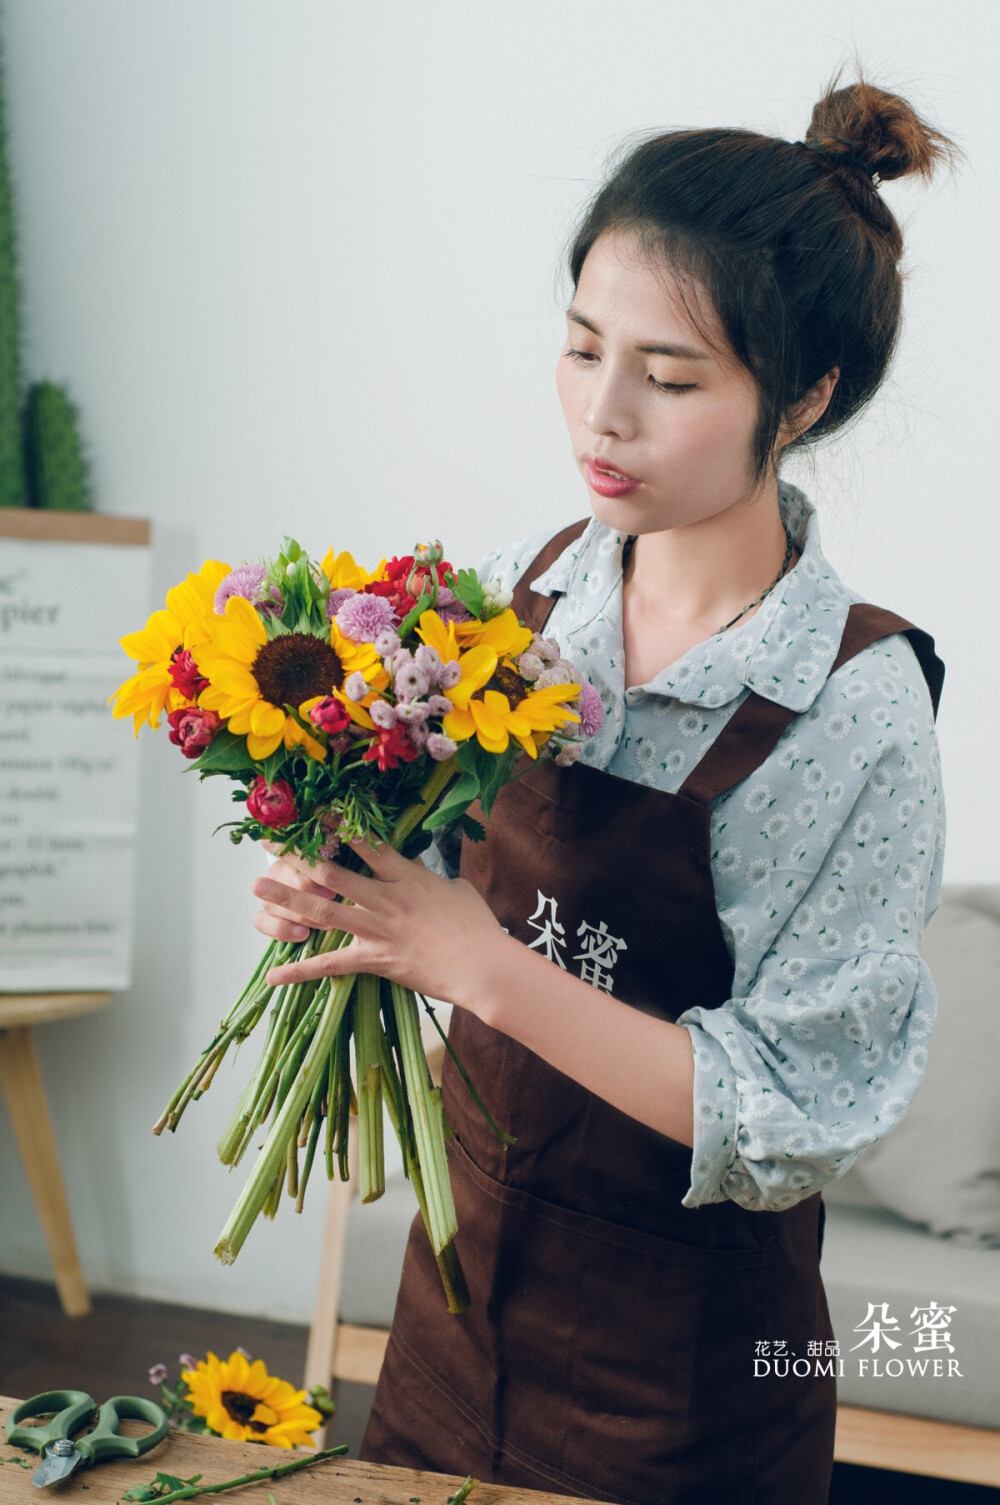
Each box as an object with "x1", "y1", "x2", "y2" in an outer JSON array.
[{"x1": 326, "y1": 885, "x2": 1000, "y2": 1477}]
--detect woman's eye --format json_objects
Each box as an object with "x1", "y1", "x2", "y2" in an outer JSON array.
[
  {"x1": 649, "y1": 376, "x2": 697, "y2": 394},
  {"x1": 564, "y1": 348, "x2": 696, "y2": 394}
]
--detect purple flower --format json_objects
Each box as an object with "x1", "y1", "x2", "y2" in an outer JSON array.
[
  {"x1": 178, "y1": 1353, "x2": 197, "y2": 1370},
  {"x1": 325, "y1": 587, "x2": 357, "y2": 620},
  {"x1": 335, "y1": 592, "x2": 397, "y2": 643},
  {"x1": 394, "y1": 657, "x2": 430, "y2": 701},
  {"x1": 426, "y1": 732, "x2": 457, "y2": 761},
  {"x1": 373, "y1": 628, "x2": 401, "y2": 657},
  {"x1": 433, "y1": 586, "x2": 474, "y2": 624},
  {"x1": 236, "y1": 1347, "x2": 252, "y2": 1361},
  {"x1": 427, "y1": 694, "x2": 453, "y2": 716},
  {"x1": 414, "y1": 643, "x2": 443, "y2": 678},
  {"x1": 344, "y1": 671, "x2": 368, "y2": 701},
  {"x1": 438, "y1": 659, "x2": 461, "y2": 690},
  {"x1": 370, "y1": 699, "x2": 398, "y2": 729},
  {"x1": 215, "y1": 565, "x2": 283, "y2": 617},
  {"x1": 148, "y1": 1364, "x2": 168, "y2": 1385},
  {"x1": 555, "y1": 741, "x2": 584, "y2": 767},
  {"x1": 517, "y1": 651, "x2": 545, "y2": 682},
  {"x1": 395, "y1": 699, "x2": 430, "y2": 724},
  {"x1": 576, "y1": 679, "x2": 605, "y2": 738},
  {"x1": 532, "y1": 635, "x2": 560, "y2": 662}
]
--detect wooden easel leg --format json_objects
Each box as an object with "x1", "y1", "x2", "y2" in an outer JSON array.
[{"x1": 0, "y1": 1024, "x2": 91, "y2": 1316}]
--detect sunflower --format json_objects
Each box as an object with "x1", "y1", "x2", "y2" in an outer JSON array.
[
  {"x1": 417, "y1": 610, "x2": 579, "y2": 757},
  {"x1": 320, "y1": 547, "x2": 387, "y2": 591},
  {"x1": 111, "y1": 559, "x2": 232, "y2": 733},
  {"x1": 453, "y1": 606, "x2": 533, "y2": 658},
  {"x1": 444, "y1": 667, "x2": 581, "y2": 758},
  {"x1": 194, "y1": 595, "x2": 388, "y2": 760},
  {"x1": 182, "y1": 1350, "x2": 321, "y2": 1449}
]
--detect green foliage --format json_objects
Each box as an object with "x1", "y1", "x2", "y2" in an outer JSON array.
[
  {"x1": 188, "y1": 729, "x2": 258, "y2": 776},
  {"x1": 23, "y1": 380, "x2": 93, "y2": 510},
  {"x1": 446, "y1": 566, "x2": 486, "y2": 620},
  {"x1": 0, "y1": 30, "x2": 25, "y2": 507}
]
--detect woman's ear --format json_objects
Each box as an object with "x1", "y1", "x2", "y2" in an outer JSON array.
[{"x1": 775, "y1": 368, "x2": 840, "y2": 451}]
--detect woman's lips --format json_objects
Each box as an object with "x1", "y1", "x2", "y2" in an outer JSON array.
[{"x1": 583, "y1": 455, "x2": 642, "y2": 497}]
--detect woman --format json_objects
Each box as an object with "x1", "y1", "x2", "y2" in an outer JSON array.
[{"x1": 254, "y1": 72, "x2": 956, "y2": 1505}]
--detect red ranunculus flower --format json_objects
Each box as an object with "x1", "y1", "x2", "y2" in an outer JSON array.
[
  {"x1": 361, "y1": 723, "x2": 419, "y2": 772},
  {"x1": 167, "y1": 706, "x2": 221, "y2": 758},
  {"x1": 365, "y1": 555, "x2": 455, "y2": 620},
  {"x1": 308, "y1": 696, "x2": 351, "y2": 735},
  {"x1": 246, "y1": 776, "x2": 298, "y2": 828},
  {"x1": 168, "y1": 647, "x2": 209, "y2": 699}
]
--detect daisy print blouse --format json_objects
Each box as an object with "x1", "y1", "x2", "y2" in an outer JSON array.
[{"x1": 432, "y1": 479, "x2": 945, "y2": 1214}]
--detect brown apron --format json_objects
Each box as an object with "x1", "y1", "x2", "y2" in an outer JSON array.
[{"x1": 361, "y1": 522, "x2": 944, "y2": 1505}]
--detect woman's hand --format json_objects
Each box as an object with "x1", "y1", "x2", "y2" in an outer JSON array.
[{"x1": 252, "y1": 838, "x2": 511, "y2": 1010}]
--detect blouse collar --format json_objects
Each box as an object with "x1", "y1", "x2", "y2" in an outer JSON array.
[{"x1": 527, "y1": 479, "x2": 856, "y2": 714}]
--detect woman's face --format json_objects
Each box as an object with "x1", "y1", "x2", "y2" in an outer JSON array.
[{"x1": 555, "y1": 228, "x2": 770, "y2": 536}]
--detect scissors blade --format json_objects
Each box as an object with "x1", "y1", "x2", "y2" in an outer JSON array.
[{"x1": 32, "y1": 1445, "x2": 84, "y2": 1488}]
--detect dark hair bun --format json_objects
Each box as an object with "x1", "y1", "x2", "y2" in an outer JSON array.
[{"x1": 805, "y1": 66, "x2": 958, "y2": 183}]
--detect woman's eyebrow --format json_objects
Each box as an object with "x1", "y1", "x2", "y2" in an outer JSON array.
[{"x1": 566, "y1": 305, "x2": 710, "y2": 361}]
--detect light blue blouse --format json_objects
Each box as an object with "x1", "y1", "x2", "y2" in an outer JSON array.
[{"x1": 437, "y1": 479, "x2": 945, "y2": 1214}]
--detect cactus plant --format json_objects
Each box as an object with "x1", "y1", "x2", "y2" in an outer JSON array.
[
  {"x1": 23, "y1": 380, "x2": 93, "y2": 511},
  {"x1": 0, "y1": 29, "x2": 26, "y2": 506}
]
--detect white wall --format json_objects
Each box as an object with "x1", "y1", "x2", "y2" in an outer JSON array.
[{"x1": 0, "y1": 0, "x2": 995, "y2": 1322}]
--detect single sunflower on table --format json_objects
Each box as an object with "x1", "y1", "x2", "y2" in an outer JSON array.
[{"x1": 181, "y1": 1350, "x2": 322, "y2": 1448}]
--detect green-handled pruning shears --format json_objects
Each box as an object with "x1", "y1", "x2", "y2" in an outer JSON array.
[{"x1": 5, "y1": 1390, "x2": 169, "y2": 1487}]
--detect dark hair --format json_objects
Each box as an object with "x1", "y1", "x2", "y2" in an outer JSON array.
[{"x1": 567, "y1": 65, "x2": 961, "y2": 490}]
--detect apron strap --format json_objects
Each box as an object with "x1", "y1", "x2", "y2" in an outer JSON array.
[
  {"x1": 510, "y1": 519, "x2": 590, "y2": 634},
  {"x1": 678, "y1": 602, "x2": 945, "y2": 806}
]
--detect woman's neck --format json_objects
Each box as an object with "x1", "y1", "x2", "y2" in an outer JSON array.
[{"x1": 621, "y1": 484, "x2": 796, "y2": 688}]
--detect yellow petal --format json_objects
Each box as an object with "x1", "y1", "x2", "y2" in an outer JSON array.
[
  {"x1": 246, "y1": 729, "x2": 284, "y2": 759},
  {"x1": 415, "y1": 609, "x2": 459, "y2": 663},
  {"x1": 250, "y1": 702, "x2": 287, "y2": 737},
  {"x1": 470, "y1": 700, "x2": 509, "y2": 752},
  {"x1": 442, "y1": 708, "x2": 475, "y2": 742}
]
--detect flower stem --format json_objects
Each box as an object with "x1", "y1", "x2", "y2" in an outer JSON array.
[
  {"x1": 353, "y1": 972, "x2": 385, "y2": 1202},
  {"x1": 391, "y1": 980, "x2": 457, "y2": 1255},
  {"x1": 134, "y1": 1444, "x2": 349, "y2": 1504},
  {"x1": 214, "y1": 954, "x2": 356, "y2": 1264}
]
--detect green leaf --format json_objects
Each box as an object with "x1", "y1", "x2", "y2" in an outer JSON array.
[
  {"x1": 187, "y1": 729, "x2": 256, "y2": 775},
  {"x1": 422, "y1": 769, "x2": 480, "y2": 832},
  {"x1": 476, "y1": 743, "x2": 517, "y2": 817},
  {"x1": 397, "y1": 586, "x2": 436, "y2": 641},
  {"x1": 261, "y1": 748, "x2": 288, "y2": 786},
  {"x1": 457, "y1": 812, "x2": 486, "y2": 842},
  {"x1": 447, "y1": 567, "x2": 486, "y2": 620}
]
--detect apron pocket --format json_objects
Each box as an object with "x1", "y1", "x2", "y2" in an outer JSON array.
[{"x1": 446, "y1": 1135, "x2": 768, "y2": 1503}]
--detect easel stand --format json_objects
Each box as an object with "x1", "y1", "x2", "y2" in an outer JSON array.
[{"x1": 0, "y1": 992, "x2": 111, "y2": 1316}]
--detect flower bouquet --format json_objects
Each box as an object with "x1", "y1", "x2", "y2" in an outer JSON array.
[{"x1": 112, "y1": 538, "x2": 601, "y2": 1311}]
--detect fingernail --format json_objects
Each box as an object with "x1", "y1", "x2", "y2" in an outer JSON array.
[{"x1": 290, "y1": 925, "x2": 309, "y2": 940}]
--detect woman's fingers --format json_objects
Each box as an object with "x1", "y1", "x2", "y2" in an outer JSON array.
[
  {"x1": 254, "y1": 909, "x2": 311, "y2": 943},
  {"x1": 266, "y1": 940, "x2": 369, "y2": 987}
]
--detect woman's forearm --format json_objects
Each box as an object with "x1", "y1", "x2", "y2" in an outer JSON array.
[{"x1": 466, "y1": 933, "x2": 695, "y2": 1147}]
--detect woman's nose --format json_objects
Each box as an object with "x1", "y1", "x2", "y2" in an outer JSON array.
[{"x1": 584, "y1": 369, "x2": 637, "y2": 441}]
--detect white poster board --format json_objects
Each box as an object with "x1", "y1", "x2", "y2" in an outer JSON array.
[{"x1": 0, "y1": 512, "x2": 151, "y2": 992}]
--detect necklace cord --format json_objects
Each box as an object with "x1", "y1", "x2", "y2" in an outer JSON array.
[{"x1": 621, "y1": 526, "x2": 796, "y2": 637}]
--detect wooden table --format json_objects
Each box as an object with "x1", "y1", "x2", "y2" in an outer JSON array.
[{"x1": 0, "y1": 1398, "x2": 609, "y2": 1505}]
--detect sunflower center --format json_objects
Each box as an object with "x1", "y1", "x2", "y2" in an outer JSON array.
[
  {"x1": 478, "y1": 663, "x2": 526, "y2": 708},
  {"x1": 221, "y1": 1390, "x2": 267, "y2": 1430},
  {"x1": 253, "y1": 633, "x2": 344, "y2": 707}
]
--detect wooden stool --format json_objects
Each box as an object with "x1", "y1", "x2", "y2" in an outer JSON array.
[{"x1": 0, "y1": 992, "x2": 112, "y2": 1317}]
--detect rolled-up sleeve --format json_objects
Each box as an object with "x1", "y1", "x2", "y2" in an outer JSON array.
[{"x1": 675, "y1": 645, "x2": 945, "y2": 1212}]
